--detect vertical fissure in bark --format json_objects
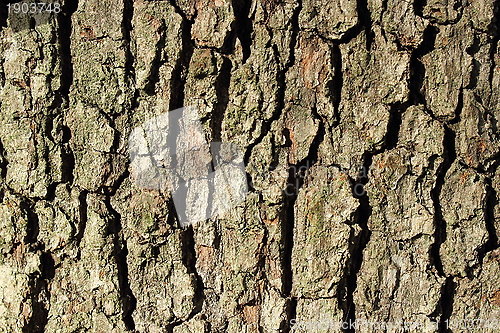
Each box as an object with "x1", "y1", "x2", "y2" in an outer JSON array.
[
  {"x1": 122, "y1": 0, "x2": 140, "y2": 121},
  {"x1": 23, "y1": 249, "x2": 55, "y2": 333},
  {"x1": 280, "y1": 162, "x2": 299, "y2": 297},
  {"x1": 211, "y1": 57, "x2": 232, "y2": 142},
  {"x1": 58, "y1": 0, "x2": 77, "y2": 101},
  {"x1": 41, "y1": 137, "x2": 54, "y2": 199},
  {"x1": 437, "y1": 277, "x2": 456, "y2": 332},
  {"x1": 476, "y1": 180, "x2": 500, "y2": 266},
  {"x1": 409, "y1": 24, "x2": 438, "y2": 106},
  {"x1": 339, "y1": 101, "x2": 403, "y2": 331},
  {"x1": 169, "y1": 15, "x2": 194, "y2": 111},
  {"x1": 0, "y1": 139, "x2": 8, "y2": 180},
  {"x1": 58, "y1": 0, "x2": 78, "y2": 185},
  {"x1": 18, "y1": 199, "x2": 52, "y2": 333},
  {"x1": 60, "y1": 125, "x2": 75, "y2": 184},
  {"x1": 381, "y1": 0, "x2": 388, "y2": 14},
  {"x1": 357, "y1": 0, "x2": 374, "y2": 50},
  {"x1": 75, "y1": 190, "x2": 88, "y2": 259},
  {"x1": 465, "y1": 34, "x2": 481, "y2": 90},
  {"x1": 36, "y1": 250, "x2": 54, "y2": 330},
  {"x1": 429, "y1": 125, "x2": 456, "y2": 277},
  {"x1": 337, "y1": 0, "x2": 371, "y2": 44},
  {"x1": 180, "y1": 226, "x2": 205, "y2": 319},
  {"x1": 414, "y1": 0, "x2": 426, "y2": 17},
  {"x1": 205, "y1": 55, "x2": 232, "y2": 218},
  {"x1": 384, "y1": 103, "x2": 404, "y2": 150},
  {"x1": 339, "y1": 152, "x2": 372, "y2": 333},
  {"x1": 277, "y1": 2, "x2": 303, "y2": 331},
  {"x1": 143, "y1": 21, "x2": 166, "y2": 96},
  {"x1": 282, "y1": 119, "x2": 324, "y2": 333},
  {"x1": 22, "y1": 271, "x2": 49, "y2": 333},
  {"x1": 282, "y1": 116, "x2": 325, "y2": 275},
  {"x1": 231, "y1": 0, "x2": 254, "y2": 63},
  {"x1": 0, "y1": 2, "x2": 8, "y2": 30},
  {"x1": 282, "y1": 296, "x2": 297, "y2": 333},
  {"x1": 160, "y1": 7, "x2": 205, "y2": 322},
  {"x1": 449, "y1": 88, "x2": 463, "y2": 124},
  {"x1": 122, "y1": 0, "x2": 134, "y2": 77},
  {"x1": 105, "y1": 197, "x2": 136, "y2": 330},
  {"x1": 488, "y1": 0, "x2": 500, "y2": 94},
  {"x1": 330, "y1": 44, "x2": 343, "y2": 126},
  {"x1": 20, "y1": 199, "x2": 39, "y2": 245},
  {"x1": 118, "y1": 239, "x2": 136, "y2": 331},
  {"x1": 284, "y1": 106, "x2": 325, "y2": 329},
  {"x1": 0, "y1": 57, "x2": 4, "y2": 86},
  {"x1": 163, "y1": 3, "x2": 196, "y2": 226},
  {"x1": 427, "y1": 125, "x2": 457, "y2": 329}
]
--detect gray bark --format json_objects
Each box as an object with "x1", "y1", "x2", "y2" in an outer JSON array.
[{"x1": 0, "y1": 0, "x2": 499, "y2": 332}]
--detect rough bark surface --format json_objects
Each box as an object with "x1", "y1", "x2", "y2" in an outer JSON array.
[{"x1": 0, "y1": 0, "x2": 499, "y2": 332}]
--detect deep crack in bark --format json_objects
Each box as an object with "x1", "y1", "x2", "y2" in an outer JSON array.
[
  {"x1": 74, "y1": 190, "x2": 88, "y2": 260},
  {"x1": 57, "y1": 0, "x2": 78, "y2": 186},
  {"x1": 330, "y1": 44, "x2": 343, "y2": 126},
  {"x1": 438, "y1": 277, "x2": 456, "y2": 332},
  {"x1": 106, "y1": 196, "x2": 137, "y2": 330},
  {"x1": 169, "y1": 10, "x2": 195, "y2": 111},
  {"x1": 338, "y1": 101, "x2": 404, "y2": 332},
  {"x1": 180, "y1": 226, "x2": 205, "y2": 319},
  {"x1": 427, "y1": 125, "x2": 457, "y2": 330},
  {"x1": 409, "y1": 24, "x2": 438, "y2": 106},
  {"x1": 429, "y1": 126, "x2": 456, "y2": 277},
  {"x1": 20, "y1": 201, "x2": 51, "y2": 333},
  {"x1": 231, "y1": 0, "x2": 254, "y2": 63},
  {"x1": 211, "y1": 57, "x2": 232, "y2": 142},
  {"x1": 340, "y1": 182, "x2": 372, "y2": 333},
  {"x1": 268, "y1": 1, "x2": 303, "y2": 332},
  {"x1": 477, "y1": 180, "x2": 500, "y2": 267}
]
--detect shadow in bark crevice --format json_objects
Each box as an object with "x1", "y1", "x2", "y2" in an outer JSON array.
[
  {"x1": 409, "y1": 24, "x2": 438, "y2": 107},
  {"x1": 211, "y1": 57, "x2": 232, "y2": 142},
  {"x1": 281, "y1": 110, "x2": 324, "y2": 333},
  {"x1": 169, "y1": 16, "x2": 195, "y2": 111},
  {"x1": 106, "y1": 197, "x2": 137, "y2": 330},
  {"x1": 338, "y1": 100, "x2": 404, "y2": 332},
  {"x1": 180, "y1": 226, "x2": 205, "y2": 318},
  {"x1": 231, "y1": 0, "x2": 254, "y2": 63},
  {"x1": 328, "y1": 44, "x2": 343, "y2": 126},
  {"x1": 429, "y1": 126, "x2": 456, "y2": 277},
  {"x1": 475, "y1": 180, "x2": 500, "y2": 269},
  {"x1": 339, "y1": 152, "x2": 372, "y2": 333}
]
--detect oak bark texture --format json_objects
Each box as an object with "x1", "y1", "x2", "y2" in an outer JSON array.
[{"x1": 0, "y1": 0, "x2": 500, "y2": 332}]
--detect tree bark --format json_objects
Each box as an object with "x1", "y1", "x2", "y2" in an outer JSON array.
[{"x1": 0, "y1": 0, "x2": 499, "y2": 332}]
